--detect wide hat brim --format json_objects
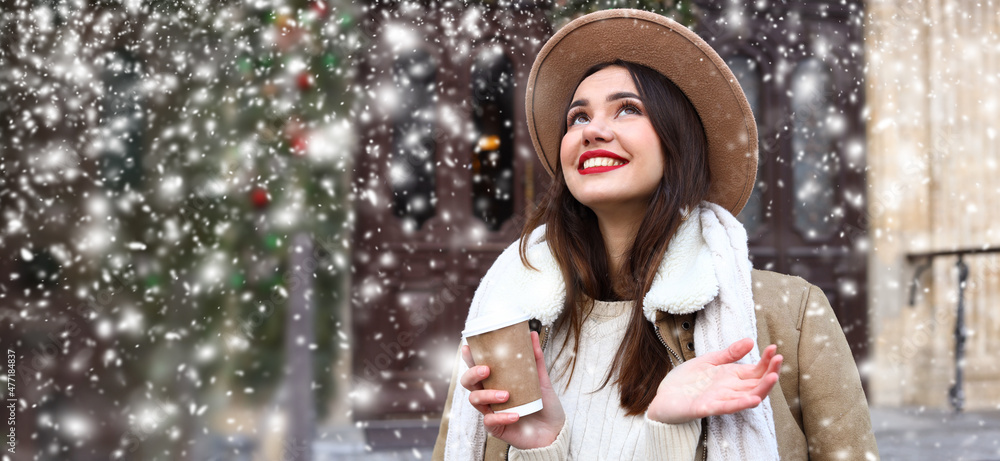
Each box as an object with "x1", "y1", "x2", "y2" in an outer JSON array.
[{"x1": 525, "y1": 9, "x2": 758, "y2": 216}]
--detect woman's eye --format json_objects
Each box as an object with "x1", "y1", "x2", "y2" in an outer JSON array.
[
  {"x1": 619, "y1": 104, "x2": 640, "y2": 116},
  {"x1": 569, "y1": 113, "x2": 589, "y2": 125}
]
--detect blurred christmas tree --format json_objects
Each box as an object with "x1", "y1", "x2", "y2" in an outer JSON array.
[
  {"x1": 139, "y1": 1, "x2": 360, "y2": 457},
  {"x1": 2, "y1": 0, "x2": 362, "y2": 458},
  {"x1": 107, "y1": 1, "x2": 359, "y2": 458},
  {"x1": 549, "y1": 0, "x2": 699, "y2": 26}
]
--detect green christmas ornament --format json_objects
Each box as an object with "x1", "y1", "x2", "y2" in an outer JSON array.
[
  {"x1": 261, "y1": 10, "x2": 277, "y2": 25},
  {"x1": 265, "y1": 233, "x2": 281, "y2": 250},
  {"x1": 145, "y1": 274, "x2": 161, "y2": 289},
  {"x1": 257, "y1": 56, "x2": 274, "y2": 70},
  {"x1": 338, "y1": 13, "x2": 353, "y2": 27},
  {"x1": 230, "y1": 273, "x2": 245, "y2": 288},
  {"x1": 237, "y1": 56, "x2": 254, "y2": 74},
  {"x1": 322, "y1": 53, "x2": 338, "y2": 69}
]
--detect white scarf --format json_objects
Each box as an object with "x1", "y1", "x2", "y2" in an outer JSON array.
[{"x1": 444, "y1": 202, "x2": 780, "y2": 460}]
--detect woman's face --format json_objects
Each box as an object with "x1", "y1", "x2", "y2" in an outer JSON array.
[{"x1": 560, "y1": 66, "x2": 665, "y2": 218}]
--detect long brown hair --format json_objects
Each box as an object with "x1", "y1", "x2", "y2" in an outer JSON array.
[{"x1": 518, "y1": 60, "x2": 711, "y2": 415}]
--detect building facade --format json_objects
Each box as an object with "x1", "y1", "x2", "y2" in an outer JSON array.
[{"x1": 865, "y1": 0, "x2": 1000, "y2": 409}]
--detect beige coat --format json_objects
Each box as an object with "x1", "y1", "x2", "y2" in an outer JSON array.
[{"x1": 432, "y1": 269, "x2": 879, "y2": 460}]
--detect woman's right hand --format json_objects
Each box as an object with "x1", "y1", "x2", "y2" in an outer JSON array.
[
  {"x1": 460, "y1": 331, "x2": 566, "y2": 450},
  {"x1": 646, "y1": 338, "x2": 782, "y2": 425}
]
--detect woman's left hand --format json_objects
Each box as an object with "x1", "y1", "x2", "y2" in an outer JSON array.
[{"x1": 647, "y1": 338, "x2": 782, "y2": 425}]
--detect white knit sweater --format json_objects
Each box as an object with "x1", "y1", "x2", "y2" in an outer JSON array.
[{"x1": 509, "y1": 300, "x2": 702, "y2": 461}]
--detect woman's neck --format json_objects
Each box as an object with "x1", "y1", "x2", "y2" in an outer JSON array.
[{"x1": 596, "y1": 213, "x2": 641, "y2": 280}]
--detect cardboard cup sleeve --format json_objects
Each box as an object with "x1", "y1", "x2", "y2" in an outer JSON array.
[{"x1": 463, "y1": 313, "x2": 543, "y2": 417}]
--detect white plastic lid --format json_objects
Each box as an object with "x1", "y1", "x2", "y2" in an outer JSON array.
[
  {"x1": 461, "y1": 312, "x2": 532, "y2": 338},
  {"x1": 495, "y1": 398, "x2": 543, "y2": 417}
]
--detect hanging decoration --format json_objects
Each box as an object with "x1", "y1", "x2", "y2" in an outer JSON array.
[
  {"x1": 250, "y1": 186, "x2": 270, "y2": 209},
  {"x1": 321, "y1": 53, "x2": 337, "y2": 70},
  {"x1": 291, "y1": 134, "x2": 309, "y2": 156},
  {"x1": 310, "y1": 1, "x2": 328, "y2": 18},
  {"x1": 236, "y1": 55, "x2": 254, "y2": 75},
  {"x1": 297, "y1": 71, "x2": 314, "y2": 91},
  {"x1": 144, "y1": 273, "x2": 161, "y2": 289},
  {"x1": 264, "y1": 233, "x2": 282, "y2": 250}
]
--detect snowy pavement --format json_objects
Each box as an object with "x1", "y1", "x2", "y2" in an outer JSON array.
[
  {"x1": 872, "y1": 406, "x2": 1000, "y2": 460},
  {"x1": 313, "y1": 423, "x2": 434, "y2": 461},
  {"x1": 312, "y1": 406, "x2": 1000, "y2": 460}
]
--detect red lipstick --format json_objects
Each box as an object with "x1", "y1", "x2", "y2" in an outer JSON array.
[{"x1": 578, "y1": 150, "x2": 629, "y2": 175}]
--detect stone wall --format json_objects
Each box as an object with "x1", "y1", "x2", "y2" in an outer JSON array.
[{"x1": 865, "y1": 0, "x2": 1000, "y2": 408}]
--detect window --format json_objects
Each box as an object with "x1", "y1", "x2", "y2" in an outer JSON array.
[
  {"x1": 470, "y1": 49, "x2": 514, "y2": 230},
  {"x1": 790, "y1": 58, "x2": 841, "y2": 240},
  {"x1": 390, "y1": 50, "x2": 437, "y2": 230}
]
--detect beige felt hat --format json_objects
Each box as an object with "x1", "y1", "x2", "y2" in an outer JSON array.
[{"x1": 525, "y1": 9, "x2": 758, "y2": 215}]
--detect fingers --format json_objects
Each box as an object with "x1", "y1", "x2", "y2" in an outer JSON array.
[
  {"x1": 469, "y1": 388, "x2": 510, "y2": 415},
  {"x1": 531, "y1": 331, "x2": 554, "y2": 389},
  {"x1": 701, "y1": 337, "x2": 754, "y2": 366},
  {"x1": 460, "y1": 360, "x2": 489, "y2": 392},
  {"x1": 738, "y1": 345, "x2": 778, "y2": 379},
  {"x1": 464, "y1": 365, "x2": 510, "y2": 416},
  {"x1": 470, "y1": 389, "x2": 509, "y2": 407},
  {"x1": 749, "y1": 353, "x2": 782, "y2": 399},
  {"x1": 748, "y1": 369, "x2": 780, "y2": 400},
  {"x1": 744, "y1": 348, "x2": 782, "y2": 380},
  {"x1": 726, "y1": 338, "x2": 755, "y2": 362},
  {"x1": 725, "y1": 359, "x2": 781, "y2": 409},
  {"x1": 708, "y1": 394, "x2": 764, "y2": 416},
  {"x1": 765, "y1": 354, "x2": 783, "y2": 377},
  {"x1": 752, "y1": 345, "x2": 776, "y2": 374},
  {"x1": 461, "y1": 344, "x2": 475, "y2": 369},
  {"x1": 484, "y1": 411, "x2": 519, "y2": 427}
]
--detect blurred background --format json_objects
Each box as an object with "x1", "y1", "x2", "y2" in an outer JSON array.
[{"x1": 1, "y1": 0, "x2": 999, "y2": 460}]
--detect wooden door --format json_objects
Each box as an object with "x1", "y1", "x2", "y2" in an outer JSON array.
[
  {"x1": 349, "y1": 3, "x2": 549, "y2": 447},
  {"x1": 694, "y1": 0, "x2": 870, "y2": 363}
]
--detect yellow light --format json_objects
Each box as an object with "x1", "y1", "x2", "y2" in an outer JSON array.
[{"x1": 478, "y1": 134, "x2": 501, "y2": 151}]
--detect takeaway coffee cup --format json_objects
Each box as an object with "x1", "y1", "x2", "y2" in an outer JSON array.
[{"x1": 462, "y1": 312, "x2": 543, "y2": 417}]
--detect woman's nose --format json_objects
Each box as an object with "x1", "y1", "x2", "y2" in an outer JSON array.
[{"x1": 582, "y1": 118, "x2": 614, "y2": 146}]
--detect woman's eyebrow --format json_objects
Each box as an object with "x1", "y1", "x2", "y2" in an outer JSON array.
[
  {"x1": 606, "y1": 91, "x2": 640, "y2": 102},
  {"x1": 568, "y1": 91, "x2": 642, "y2": 111}
]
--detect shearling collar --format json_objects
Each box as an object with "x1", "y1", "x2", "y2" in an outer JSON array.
[{"x1": 490, "y1": 209, "x2": 719, "y2": 326}]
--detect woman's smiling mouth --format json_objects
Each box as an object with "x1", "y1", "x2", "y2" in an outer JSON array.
[{"x1": 578, "y1": 150, "x2": 629, "y2": 175}]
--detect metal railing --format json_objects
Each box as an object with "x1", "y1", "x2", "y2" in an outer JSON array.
[{"x1": 907, "y1": 247, "x2": 1000, "y2": 412}]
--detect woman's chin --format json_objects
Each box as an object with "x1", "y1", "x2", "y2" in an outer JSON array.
[{"x1": 576, "y1": 196, "x2": 648, "y2": 219}]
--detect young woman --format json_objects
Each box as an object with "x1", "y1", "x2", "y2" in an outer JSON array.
[{"x1": 434, "y1": 9, "x2": 878, "y2": 460}]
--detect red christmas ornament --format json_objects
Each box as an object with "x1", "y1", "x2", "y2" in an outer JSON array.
[
  {"x1": 291, "y1": 134, "x2": 308, "y2": 156},
  {"x1": 250, "y1": 187, "x2": 270, "y2": 209},
  {"x1": 297, "y1": 71, "x2": 314, "y2": 91},
  {"x1": 310, "y1": 0, "x2": 328, "y2": 17}
]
